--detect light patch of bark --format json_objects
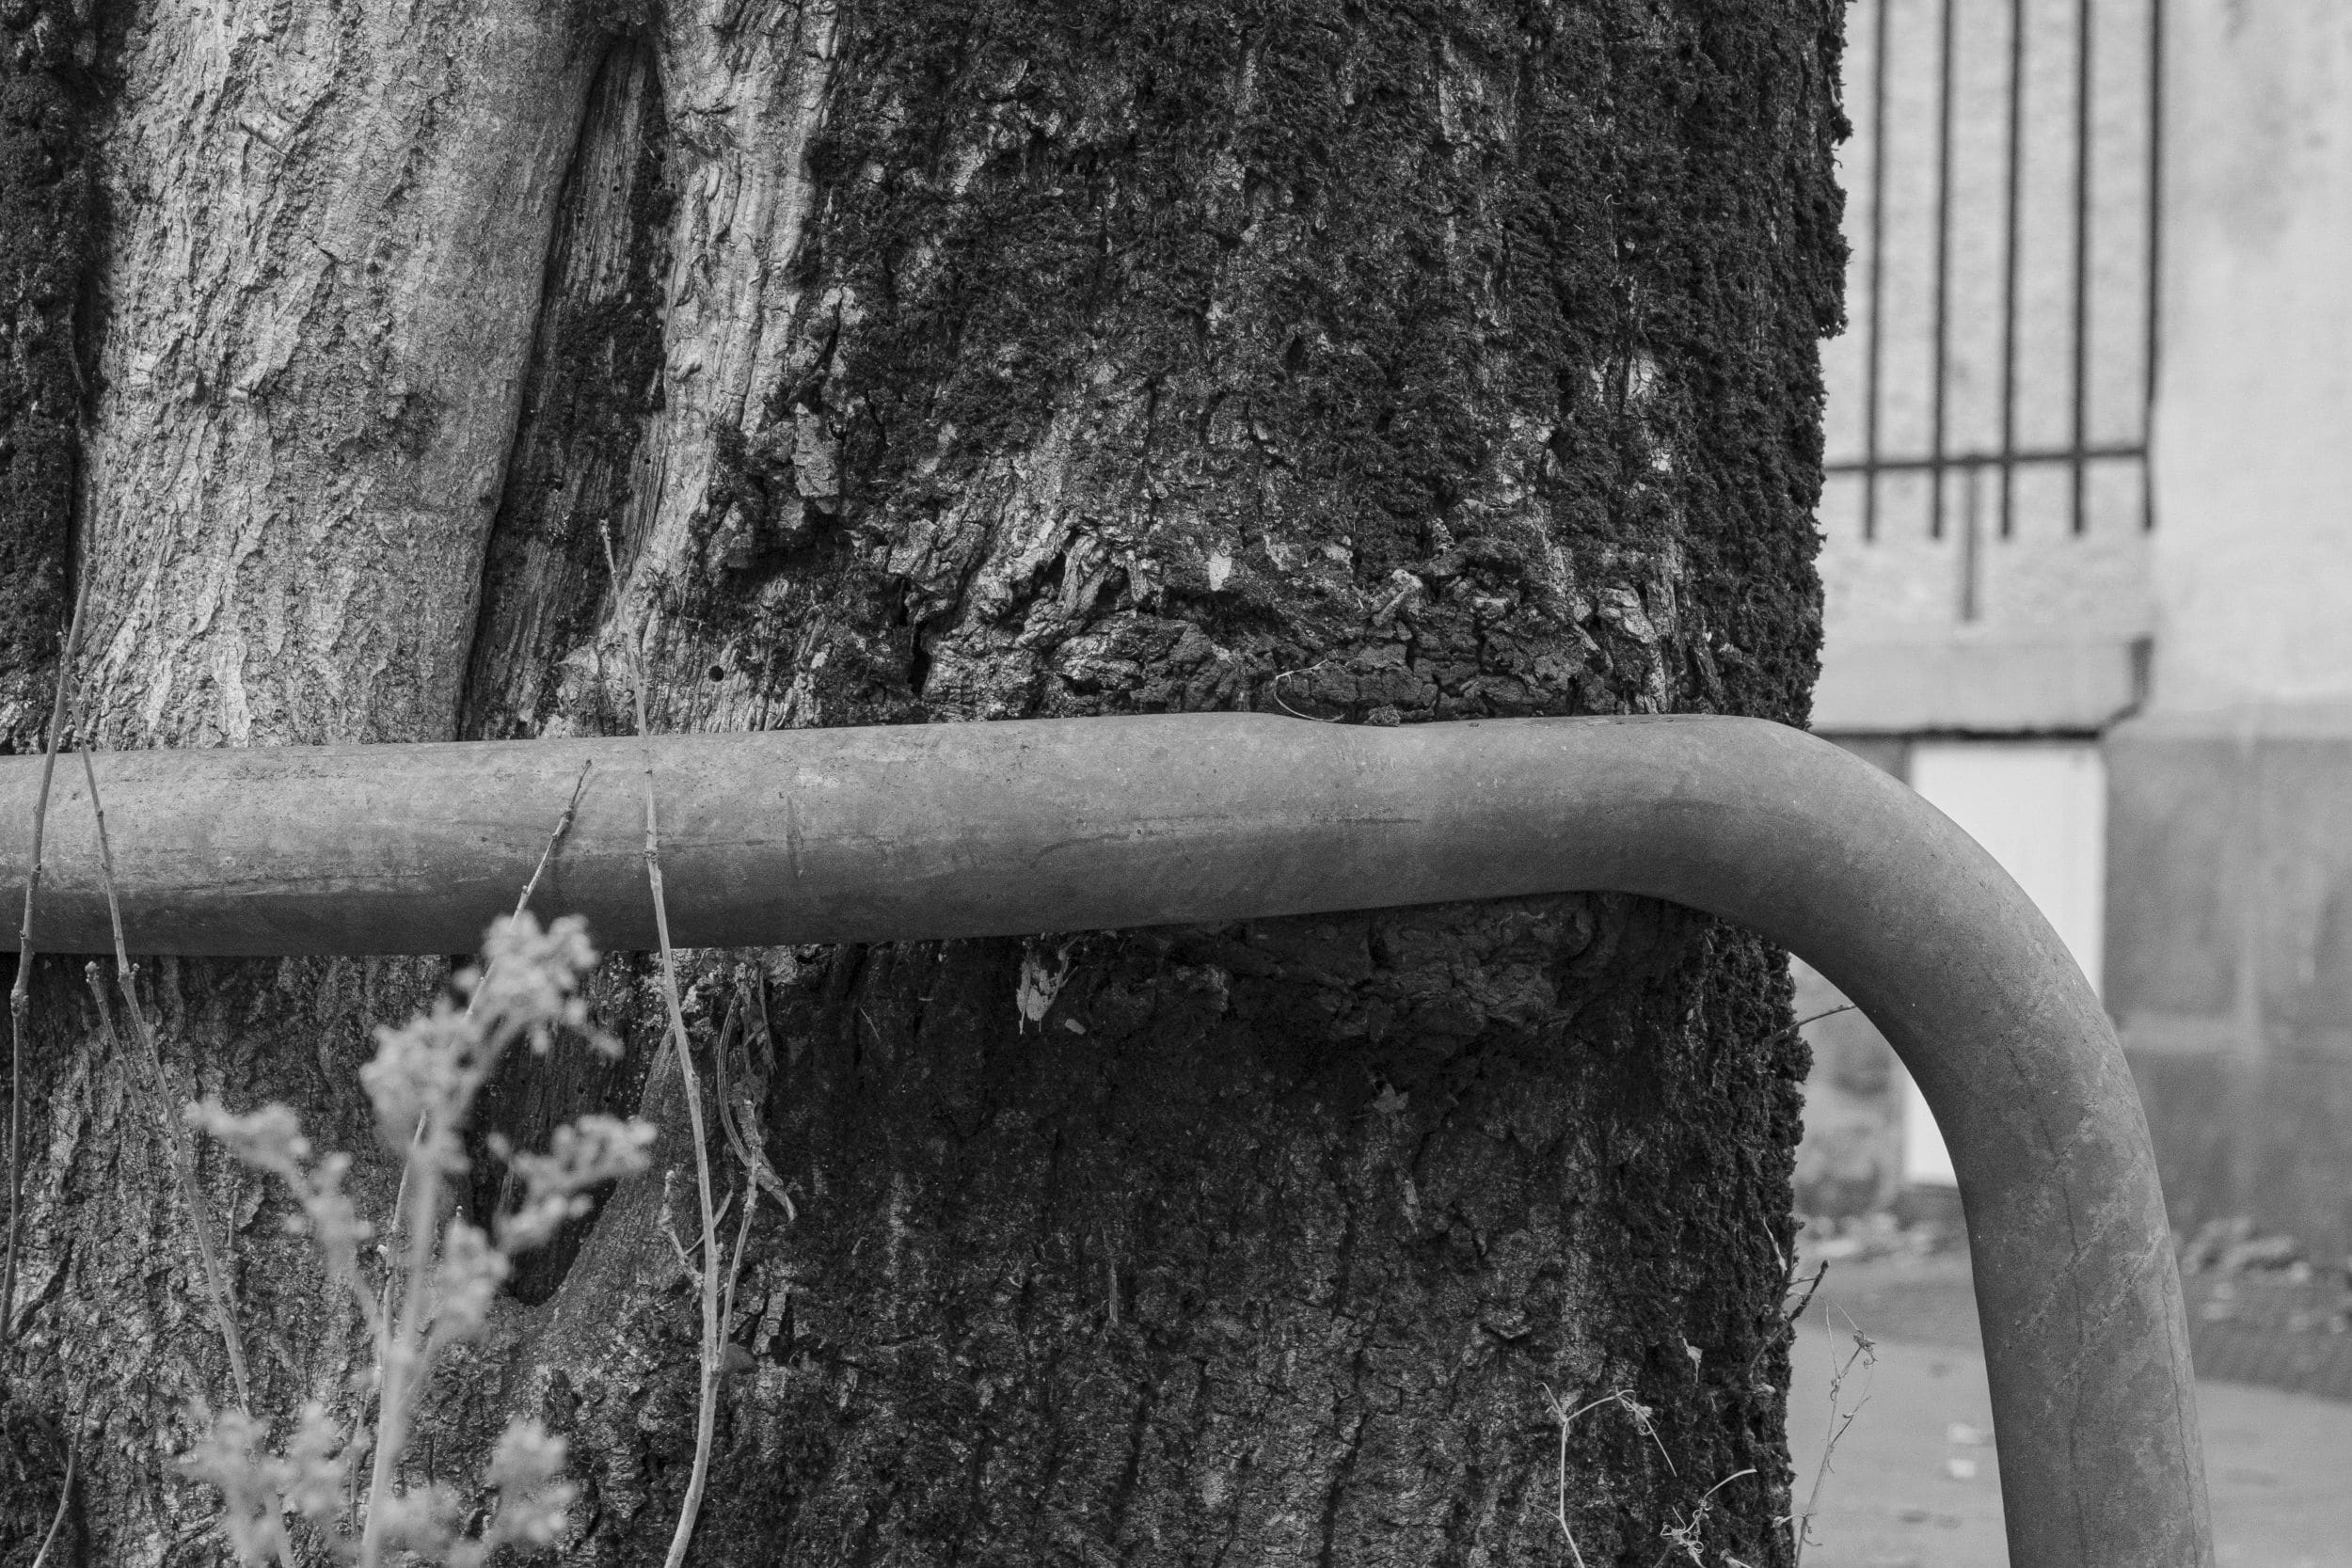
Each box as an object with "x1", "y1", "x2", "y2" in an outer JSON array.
[
  {"x1": 553, "y1": 0, "x2": 837, "y2": 734},
  {"x1": 17, "y1": 4, "x2": 602, "y2": 1558},
  {"x1": 76, "y1": 0, "x2": 597, "y2": 748}
]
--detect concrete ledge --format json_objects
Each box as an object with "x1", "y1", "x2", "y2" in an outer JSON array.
[
  {"x1": 2110, "y1": 701, "x2": 2352, "y2": 743},
  {"x1": 1814, "y1": 635, "x2": 2148, "y2": 734}
]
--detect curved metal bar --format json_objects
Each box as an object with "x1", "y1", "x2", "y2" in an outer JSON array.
[{"x1": 0, "y1": 714, "x2": 2209, "y2": 1565}]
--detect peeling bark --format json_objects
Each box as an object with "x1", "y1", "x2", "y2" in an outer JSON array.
[{"x1": 2, "y1": 2, "x2": 1844, "y2": 1563}]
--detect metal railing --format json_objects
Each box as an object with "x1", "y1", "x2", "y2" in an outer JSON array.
[
  {"x1": 3, "y1": 715, "x2": 2215, "y2": 1563},
  {"x1": 1830, "y1": 0, "x2": 2164, "y2": 543}
]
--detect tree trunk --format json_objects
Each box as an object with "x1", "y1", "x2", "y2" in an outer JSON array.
[{"x1": 1, "y1": 0, "x2": 1845, "y2": 1563}]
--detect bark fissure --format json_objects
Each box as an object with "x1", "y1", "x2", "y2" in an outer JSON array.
[
  {"x1": 1311, "y1": 1348, "x2": 1373, "y2": 1568},
  {"x1": 460, "y1": 33, "x2": 674, "y2": 744}
]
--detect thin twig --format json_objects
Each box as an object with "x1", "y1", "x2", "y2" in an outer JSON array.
[
  {"x1": 5, "y1": 571, "x2": 90, "y2": 1340},
  {"x1": 1544, "y1": 1386, "x2": 1591, "y2": 1568},
  {"x1": 1788, "y1": 1307, "x2": 1877, "y2": 1565},
  {"x1": 1554, "y1": 1388, "x2": 1674, "y2": 1474},
  {"x1": 603, "y1": 523, "x2": 726, "y2": 1568},
  {"x1": 712, "y1": 1002, "x2": 793, "y2": 1219},
  {"x1": 80, "y1": 750, "x2": 254, "y2": 1410},
  {"x1": 1652, "y1": 1467, "x2": 1756, "y2": 1568},
  {"x1": 1545, "y1": 1384, "x2": 1694, "y2": 1565},
  {"x1": 1621, "y1": 1391, "x2": 1676, "y2": 1477},
  {"x1": 722, "y1": 1177, "x2": 756, "y2": 1340},
  {"x1": 1266, "y1": 661, "x2": 1343, "y2": 722},
  {"x1": 1762, "y1": 1003, "x2": 1860, "y2": 1058},
  {"x1": 27, "y1": 1436, "x2": 75, "y2": 1568},
  {"x1": 748, "y1": 964, "x2": 775, "y2": 1069},
  {"x1": 1692, "y1": 1468, "x2": 1755, "y2": 1507},
  {"x1": 1785, "y1": 1003, "x2": 1857, "y2": 1037},
  {"x1": 643, "y1": 710, "x2": 725, "y2": 1568},
  {"x1": 510, "y1": 760, "x2": 595, "y2": 925},
  {"x1": 1783, "y1": 1259, "x2": 1829, "y2": 1330},
  {"x1": 1746, "y1": 1222, "x2": 1831, "y2": 1382}
]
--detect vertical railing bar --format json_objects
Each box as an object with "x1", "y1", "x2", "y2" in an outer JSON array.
[
  {"x1": 1863, "y1": 0, "x2": 1893, "y2": 543},
  {"x1": 1930, "y1": 0, "x2": 1958, "y2": 541},
  {"x1": 1961, "y1": 459, "x2": 1983, "y2": 622},
  {"x1": 2143, "y1": 0, "x2": 2163, "y2": 532},
  {"x1": 2001, "y1": 0, "x2": 2027, "y2": 539},
  {"x1": 2071, "y1": 0, "x2": 2093, "y2": 535}
]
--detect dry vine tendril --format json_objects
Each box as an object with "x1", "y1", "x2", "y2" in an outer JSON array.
[{"x1": 178, "y1": 912, "x2": 655, "y2": 1568}]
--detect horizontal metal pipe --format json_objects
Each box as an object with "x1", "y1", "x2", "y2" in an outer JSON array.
[{"x1": 0, "y1": 714, "x2": 2208, "y2": 1565}]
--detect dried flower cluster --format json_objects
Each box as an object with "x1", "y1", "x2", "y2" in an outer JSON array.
[{"x1": 180, "y1": 912, "x2": 654, "y2": 1566}]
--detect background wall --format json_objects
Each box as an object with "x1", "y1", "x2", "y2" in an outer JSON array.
[
  {"x1": 2111, "y1": 0, "x2": 2352, "y2": 1261},
  {"x1": 1804, "y1": 0, "x2": 2352, "y2": 1266},
  {"x1": 2147, "y1": 3, "x2": 2352, "y2": 716}
]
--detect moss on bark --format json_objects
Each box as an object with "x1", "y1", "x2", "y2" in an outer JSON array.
[
  {"x1": 0, "y1": 0, "x2": 99, "y2": 751},
  {"x1": 524, "y1": 3, "x2": 1844, "y2": 1562},
  {"x1": 0, "y1": 1, "x2": 99, "y2": 1547},
  {"x1": 723, "y1": 0, "x2": 1841, "y2": 731}
]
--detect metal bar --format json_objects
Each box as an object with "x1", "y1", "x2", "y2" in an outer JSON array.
[
  {"x1": 2144, "y1": 0, "x2": 2164, "y2": 531},
  {"x1": 2002, "y1": 0, "x2": 2028, "y2": 538},
  {"x1": 1961, "y1": 461, "x2": 1983, "y2": 621},
  {"x1": 1863, "y1": 0, "x2": 1893, "y2": 542},
  {"x1": 1827, "y1": 443, "x2": 2147, "y2": 474},
  {"x1": 1931, "y1": 0, "x2": 1959, "y2": 539},
  {"x1": 2072, "y1": 0, "x2": 2094, "y2": 534},
  {"x1": 0, "y1": 717, "x2": 2218, "y2": 1566}
]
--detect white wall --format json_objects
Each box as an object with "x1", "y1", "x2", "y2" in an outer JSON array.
[
  {"x1": 2150, "y1": 1, "x2": 2352, "y2": 712},
  {"x1": 1900, "y1": 742, "x2": 2109, "y2": 1185}
]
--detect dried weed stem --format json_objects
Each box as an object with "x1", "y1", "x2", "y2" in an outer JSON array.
[
  {"x1": 4, "y1": 572, "x2": 89, "y2": 1339},
  {"x1": 28, "y1": 1438, "x2": 75, "y2": 1568},
  {"x1": 79, "y1": 748, "x2": 254, "y2": 1410},
  {"x1": 355, "y1": 1084, "x2": 451, "y2": 1566},
  {"x1": 1543, "y1": 1388, "x2": 1665, "y2": 1568},
  {"x1": 603, "y1": 525, "x2": 726, "y2": 1568},
  {"x1": 1788, "y1": 1308, "x2": 1876, "y2": 1565},
  {"x1": 511, "y1": 761, "x2": 596, "y2": 924}
]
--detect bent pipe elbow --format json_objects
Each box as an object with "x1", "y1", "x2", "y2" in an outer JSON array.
[{"x1": 0, "y1": 713, "x2": 2209, "y2": 1566}]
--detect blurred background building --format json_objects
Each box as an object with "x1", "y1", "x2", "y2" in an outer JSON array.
[{"x1": 1798, "y1": 0, "x2": 2352, "y2": 1268}]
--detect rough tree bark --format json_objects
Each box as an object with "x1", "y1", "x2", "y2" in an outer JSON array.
[{"x1": 1, "y1": 0, "x2": 1844, "y2": 1563}]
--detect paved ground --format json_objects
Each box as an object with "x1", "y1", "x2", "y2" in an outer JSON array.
[{"x1": 1787, "y1": 1251, "x2": 2352, "y2": 1568}]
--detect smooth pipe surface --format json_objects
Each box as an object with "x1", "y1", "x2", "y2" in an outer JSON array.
[{"x1": 0, "y1": 714, "x2": 2208, "y2": 1565}]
